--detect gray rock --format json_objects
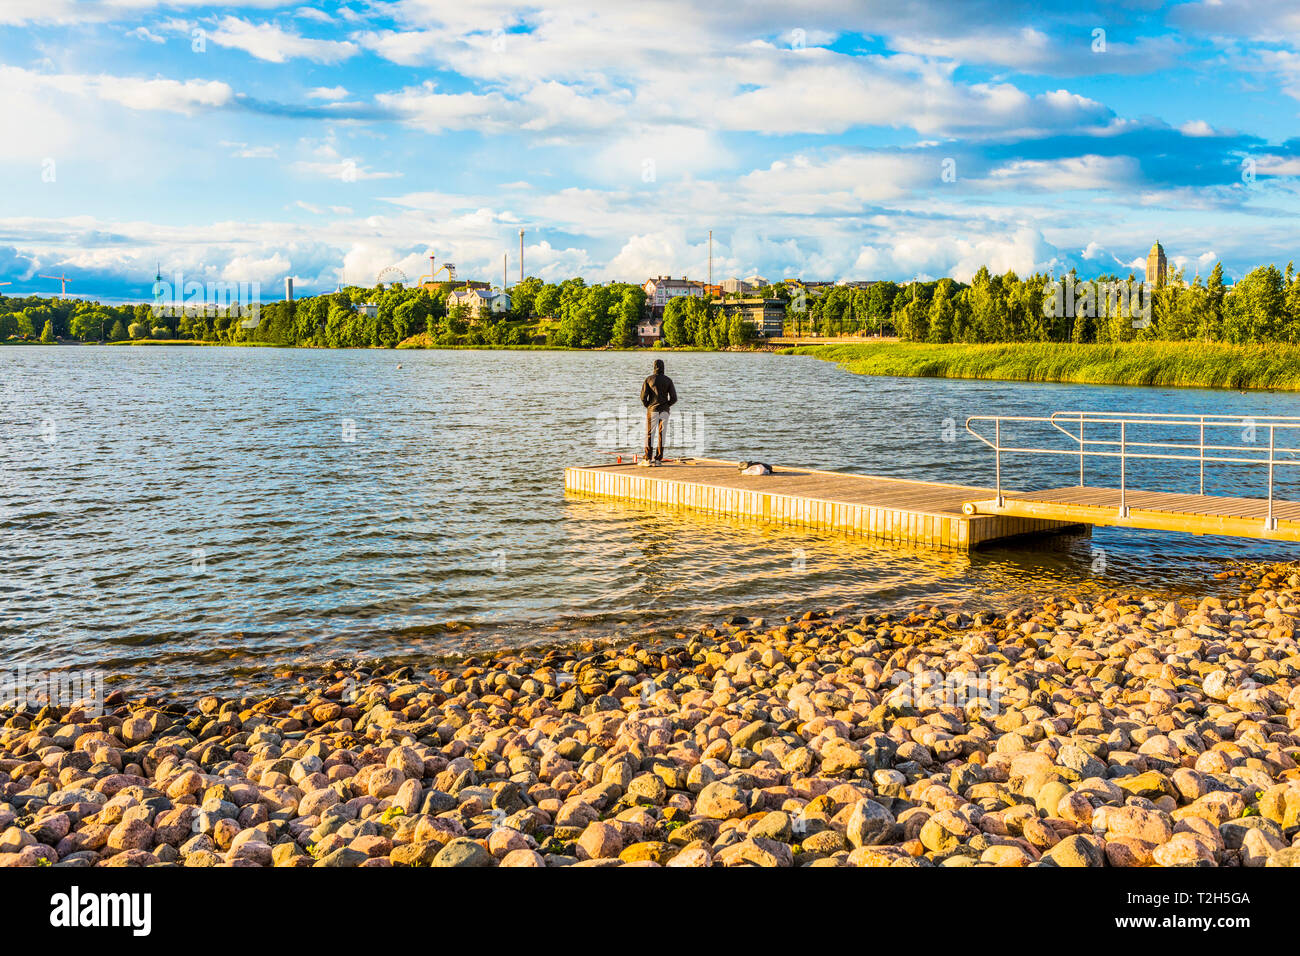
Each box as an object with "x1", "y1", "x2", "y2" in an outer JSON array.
[
  {"x1": 1220, "y1": 816, "x2": 1283, "y2": 850},
  {"x1": 433, "y1": 837, "x2": 492, "y2": 867},
  {"x1": 314, "y1": 846, "x2": 369, "y2": 867},
  {"x1": 1041, "y1": 834, "x2": 1105, "y2": 867},
  {"x1": 749, "y1": 811, "x2": 793, "y2": 843},
  {"x1": 1057, "y1": 745, "x2": 1107, "y2": 780},
  {"x1": 845, "y1": 799, "x2": 895, "y2": 847}
]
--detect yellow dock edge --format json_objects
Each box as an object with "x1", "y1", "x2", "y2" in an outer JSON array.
[
  {"x1": 564, "y1": 463, "x2": 1083, "y2": 551},
  {"x1": 966, "y1": 496, "x2": 1300, "y2": 542}
]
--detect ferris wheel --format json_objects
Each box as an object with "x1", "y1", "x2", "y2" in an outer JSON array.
[{"x1": 376, "y1": 266, "x2": 408, "y2": 288}]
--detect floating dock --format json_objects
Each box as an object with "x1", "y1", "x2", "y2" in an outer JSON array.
[{"x1": 563, "y1": 459, "x2": 1082, "y2": 550}]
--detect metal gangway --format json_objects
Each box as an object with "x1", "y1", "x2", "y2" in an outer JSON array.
[{"x1": 962, "y1": 411, "x2": 1300, "y2": 540}]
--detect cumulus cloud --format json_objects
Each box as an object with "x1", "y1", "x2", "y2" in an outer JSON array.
[
  {"x1": 889, "y1": 28, "x2": 1181, "y2": 76},
  {"x1": 0, "y1": 65, "x2": 234, "y2": 161},
  {"x1": 0, "y1": 0, "x2": 1293, "y2": 300},
  {"x1": 290, "y1": 159, "x2": 402, "y2": 181},
  {"x1": 210, "y1": 16, "x2": 359, "y2": 64},
  {"x1": 976, "y1": 154, "x2": 1141, "y2": 192}
]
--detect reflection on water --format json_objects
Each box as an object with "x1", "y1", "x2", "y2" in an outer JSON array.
[{"x1": 1, "y1": 345, "x2": 1298, "y2": 693}]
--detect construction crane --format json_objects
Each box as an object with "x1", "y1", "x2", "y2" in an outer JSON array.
[{"x1": 39, "y1": 273, "x2": 72, "y2": 295}]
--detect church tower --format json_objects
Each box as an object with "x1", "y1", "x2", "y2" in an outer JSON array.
[{"x1": 1146, "y1": 240, "x2": 1167, "y2": 288}]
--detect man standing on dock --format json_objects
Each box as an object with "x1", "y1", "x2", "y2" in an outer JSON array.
[{"x1": 641, "y1": 358, "x2": 677, "y2": 463}]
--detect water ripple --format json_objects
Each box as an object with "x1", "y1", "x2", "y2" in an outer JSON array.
[{"x1": 3, "y1": 345, "x2": 1300, "y2": 692}]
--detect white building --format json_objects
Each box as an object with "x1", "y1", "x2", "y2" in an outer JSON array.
[
  {"x1": 642, "y1": 276, "x2": 704, "y2": 316},
  {"x1": 722, "y1": 275, "x2": 769, "y2": 294},
  {"x1": 448, "y1": 288, "x2": 512, "y2": 320}
]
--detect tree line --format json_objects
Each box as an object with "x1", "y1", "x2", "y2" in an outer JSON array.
[
  {"x1": 777, "y1": 262, "x2": 1300, "y2": 345},
  {"x1": 5, "y1": 260, "x2": 1300, "y2": 348}
]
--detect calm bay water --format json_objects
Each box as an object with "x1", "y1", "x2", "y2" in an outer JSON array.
[{"x1": 3, "y1": 345, "x2": 1300, "y2": 694}]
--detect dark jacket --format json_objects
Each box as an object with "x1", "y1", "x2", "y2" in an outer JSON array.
[{"x1": 641, "y1": 372, "x2": 677, "y2": 412}]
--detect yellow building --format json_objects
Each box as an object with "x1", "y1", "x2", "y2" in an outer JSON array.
[{"x1": 1146, "y1": 240, "x2": 1167, "y2": 288}]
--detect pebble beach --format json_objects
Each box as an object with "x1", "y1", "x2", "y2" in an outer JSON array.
[{"x1": 4, "y1": 561, "x2": 1300, "y2": 868}]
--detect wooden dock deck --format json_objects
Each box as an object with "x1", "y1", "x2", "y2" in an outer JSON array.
[
  {"x1": 965, "y1": 486, "x2": 1300, "y2": 542},
  {"x1": 563, "y1": 459, "x2": 1082, "y2": 550}
]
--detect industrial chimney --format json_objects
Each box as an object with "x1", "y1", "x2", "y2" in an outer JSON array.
[
  {"x1": 285, "y1": 276, "x2": 294, "y2": 302},
  {"x1": 519, "y1": 229, "x2": 525, "y2": 283}
]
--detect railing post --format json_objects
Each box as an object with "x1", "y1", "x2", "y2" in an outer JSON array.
[
  {"x1": 1267, "y1": 425, "x2": 1277, "y2": 532},
  {"x1": 1199, "y1": 416, "x2": 1205, "y2": 495},
  {"x1": 1079, "y1": 412, "x2": 1085, "y2": 487},
  {"x1": 1119, "y1": 421, "x2": 1129, "y2": 518},
  {"x1": 995, "y1": 418, "x2": 1003, "y2": 507}
]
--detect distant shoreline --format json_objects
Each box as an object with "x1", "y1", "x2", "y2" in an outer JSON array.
[{"x1": 2, "y1": 338, "x2": 771, "y2": 353}]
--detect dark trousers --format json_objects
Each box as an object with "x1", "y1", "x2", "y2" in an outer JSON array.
[{"x1": 644, "y1": 409, "x2": 670, "y2": 460}]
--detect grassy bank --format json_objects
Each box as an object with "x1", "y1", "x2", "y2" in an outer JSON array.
[{"x1": 785, "y1": 341, "x2": 1300, "y2": 391}]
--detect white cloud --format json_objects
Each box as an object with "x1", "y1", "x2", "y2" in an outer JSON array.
[
  {"x1": 850, "y1": 226, "x2": 1050, "y2": 282},
  {"x1": 306, "y1": 86, "x2": 349, "y2": 100},
  {"x1": 220, "y1": 252, "x2": 290, "y2": 284},
  {"x1": 1172, "y1": 0, "x2": 1300, "y2": 42},
  {"x1": 90, "y1": 75, "x2": 233, "y2": 114},
  {"x1": 0, "y1": 66, "x2": 234, "y2": 120},
  {"x1": 353, "y1": 30, "x2": 444, "y2": 66},
  {"x1": 376, "y1": 82, "x2": 513, "y2": 132},
  {"x1": 591, "y1": 126, "x2": 733, "y2": 182},
  {"x1": 210, "y1": 16, "x2": 359, "y2": 64},
  {"x1": 362, "y1": 14, "x2": 1112, "y2": 140},
  {"x1": 1255, "y1": 155, "x2": 1300, "y2": 176},
  {"x1": 0, "y1": 0, "x2": 288, "y2": 26},
  {"x1": 734, "y1": 153, "x2": 928, "y2": 209},
  {"x1": 294, "y1": 6, "x2": 335, "y2": 23},
  {"x1": 221, "y1": 141, "x2": 279, "y2": 159},
  {"x1": 290, "y1": 159, "x2": 402, "y2": 181},
  {"x1": 977, "y1": 155, "x2": 1140, "y2": 192},
  {"x1": 889, "y1": 29, "x2": 1180, "y2": 75},
  {"x1": 127, "y1": 26, "x2": 166, "y2": 43}
]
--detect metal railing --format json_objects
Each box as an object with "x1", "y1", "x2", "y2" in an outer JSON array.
[{"x1": 965, "y1": 411, "x2": 1300, "y2": 530}]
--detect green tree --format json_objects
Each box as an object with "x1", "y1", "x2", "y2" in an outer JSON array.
[
  {"x1": 39, "y1": 318, "x2": 54, "y2": 343},
  {"x1": 926, "y1": 280, "x2": 955, "y2": 343},
  {"x1": 1224, "y1": 264, "x2": 1284, "y2": 343},
  {"x1": 610, "y1": 289, "x2": 641, "y2": 347},
  {"x1": 1201, "y1": 263, "x2": 1225, "y2": 341},
  {"x1": 533, "y1": 283, "x2": 561, "y2": 319},
  {"x1": 864, "y1": 281, "x2": 897, "y2": 336},
  {"x1": 661, "y1": 296, "x2": 688, "y2": 347},
  {"x1": 510, "y1": 276, "x2": 543, "y2": 319},
  {"x1": 897, "y1": 284, "x2": 930, "y2": 341},
  {"x1": 1283, "y1": 262, "x2": 1300, "y2": 343},
  {"x1": 727, "y1": 312, "x2": 755, "y2": 348}
]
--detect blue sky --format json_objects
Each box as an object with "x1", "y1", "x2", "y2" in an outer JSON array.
[{"x1": 1, "y1": 0, "x2": 1299, "y2": 301}]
